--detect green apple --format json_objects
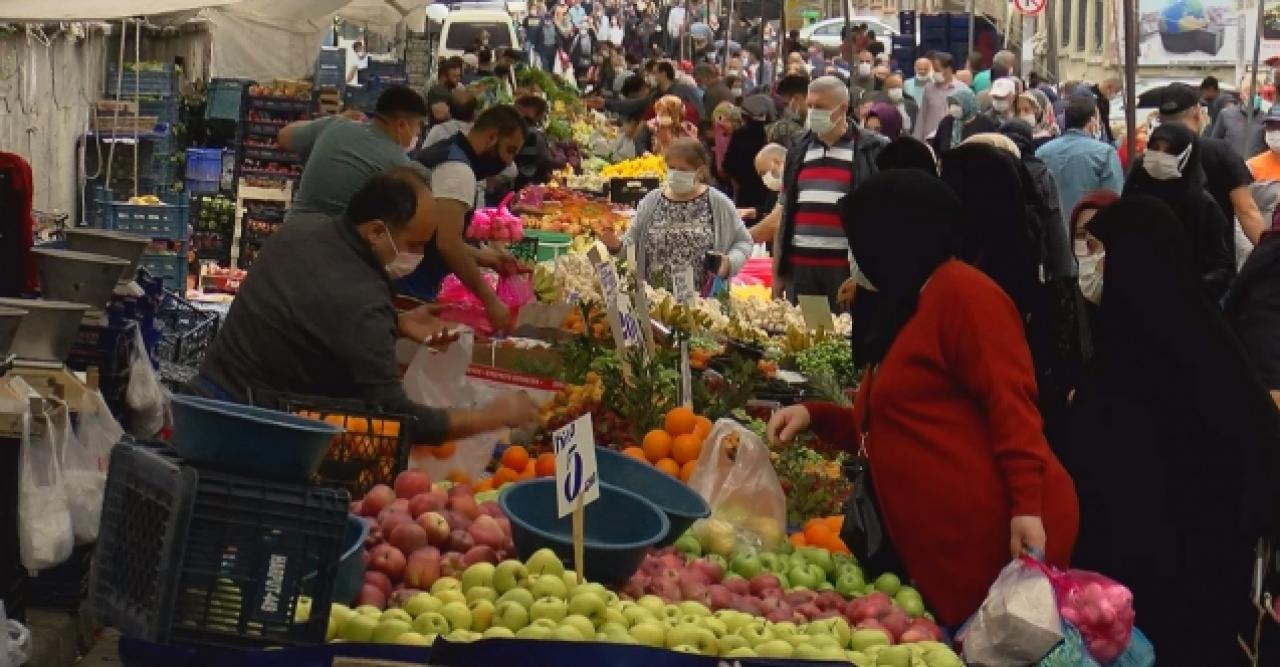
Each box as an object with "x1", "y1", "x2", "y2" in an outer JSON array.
[
  {"x1": 705, "y1": 553, "x2": 729, "y2": 572},
  {"x1": 636, "y1": 595, "x2": 665, "y2": 616},
  {"x1": 530, "y1": 618, "x2": 559, "y2": 630},
  {"x1": 736, "y1": 620, "x2": 773, "y2": 646},
  {"x1": 674, "y1": 533, "x2": 702, "y2": 557},
  {"x1": 774, "y1": 571, "x2": 791, "y2": 589},
  {"x1": 755, "y1": 639, "x2": 795, "y2": 658},
  {"x1": 482, "y1": 625, "x2": 516, "y2": 639},
  {"x1": 784, "y1": 633, "x2": 809, "y2": 648},
  {"x1": 804, "y1": 633, "x2": 843, "y2": 649},
  {"x1": 435, "y1": 589, "x2": 467, "y2": 606},
  {"x1": 714, "y1": 610, "x2": 751, "y2": 633},
  {"x1": 355, "y1": 604, "x2": 383, "y2": 617},
  {"x1": 660, "y1": 604, "x2": 684, "y2": 622},
  {"x1": 730, "y1": 549, "x2": 762, "y2": 579},
  {"x1": 628, "y1": 620, "x2": 666, "y2": 647},
  {"x1": 403, "y1": 593, "x2": 443, "y2": 618},
  {"x1": 725, "y1": 646, "x2": 757, "y2": 658},
  {"x1": 461, "y1": 562, "x2": 496, "y2": 591},
  {"x1": 717, "y1": 632, "x2": 750, "y2": 654},
  {"x1": 372, "y1": 618, "x2": 414, "y2": 644},
  {"x1": 665, "y1": 623, "x2": 717, "y2": 653},
  {"x1": 836, "y1": 570, "x2": 866, "y2": 597},
  {"x1": 525, "y1": 548, "x2": 565, "y2": 577},
  {"x1": 847, "y1": 650, "x2": 870, "y2": 667},
  {"x1": 788, "y1": 564, "x2": 822, "y2": 589},
  {"x1": 676, "y1": 600, "x2": 710, "y2": 617},
  {"x1": 701, "y1": 616, "x2": 727, "y2": 637},
  {"x1": 441, "y1": 601, "x2": 473, "y2": 631},
  {"x1": 798, "y1": 546, "x2": 836, "y2": 576},
  {"x1": 570, "y1": 582, "x2": 609, "y2": 604},
  {"x1": 329, "y1": 603, "x2": 355, "y2": 626},
  {"x1": 326, "y1": 614, "x2": 342, "y2": 642},
  {"x1": 529, "y1": 596, "x2": 568, "y2": 623},
  {"x1": 849, "y1": 628, "x2": 892, "y2": 651},
  {"x1": 598, "y1": 621, "x2": 630, "y2": 639},
  {"x1": 771, "y1": 621, "x2": 799, "y2": 638},
  {"x1": 465, "y1": 586, "x2": 497, "y2": 604},
  {"x1": 381, "y1": 608, "x2": 412, "y2": 624},
  {"x1": 529, "y1": 573, "x2": 569, "y2": 600},
  {"x1": 394, "y1": 631, "x2": 432, "y2": 645},
  {"x1": 795, "y1": 642, "x2": 829, "y2": 660},
  {"x1": 566, "y1": 591, "x2": 608, "y2": 627},
  {"x1": 621, "y1": 604, "x2": 656, "y2": 627},
  {"x1": 806, "y1": 616, "x2": 851, "y2": 647},
  {"x1": 808, "y1": 563, "x2": 827, "y2": 585},
  {"x1": 874, "y1": 572, "x2": 902, "y2": 596},
  {"x1": 670, "y1": 645, "x2": 700, "y2": 654},
  {"x1": 413, "y1": 611, "x2": 450, "y2": 636},
  {"x1": 816, "y1": 581, "x2": 835, "y2": 592},
  {"x1": 496, "y1": 587, "x2": 534, "y2": 609},
  {"x1": 876, "y1": 645, "x2": 912, "y2": 667},
  {"x1": 468, "y1": 599, "x2": 495, "y2": 631},
  {"x1": 603, "y1": 606, "x2": 626, "y2": 627},
  {"x1": 516, "y1": 623, "x2": 553, "y2": 640},
  {"x1": 560, "y1": 570, "x2": 580, "y2": 590},
  {"x1": 493, "y1": 560, "x2": 528, "y2": 594},
  {"x1": 553, "y1": 624, "x2": 585, "y2": 641},
  {"x1": 339, "y1": 613, "x2": 378, "y2": 642},
  {"x1": 493, "y1": 601, "x2": 530, "y2": 631},
  {"x1": 559, "y1": 613, "x2": 596, "y2": 639},
  {"x1": 431, "y1": 577, "x2": 462, "y2": 595},
  {"x1": 758, "y1": 552, "x2": 783, "y2": 573},
  {"x1": 602, "y1": 590, "x2": 620, "y2": 606}
]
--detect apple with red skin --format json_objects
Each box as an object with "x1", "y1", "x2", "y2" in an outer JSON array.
[
  {"x1": 690, "y1": 559, "x2": 723, "y2": 584},
  {"x1": 447, "y1": 529, "x2": 476, "y2": 554},
  {"x1": 785, "y1": 589, "x2": 817, "y2": 607},
  {"x1": 907, "y1": 617, "x2": 942, "y2": 641},
  {"x1": 795, "y1": 602, "x2": 822, "y2": 620},
  {"x1": 448, "y1": 483, "x2": 474, "y2": 499},
  {"x1": 404, "y1": 547, "x2": 442, "y2": 590},
  {"x1": 362, "y1": 485, "x2": 395, "y2": 517},
  {"x1": 469, "y1": 515, "x2": 505, "y2": 550},
  {"x1": 389, "y1": 522, "x2": 429, "y2": 554},
  {"x1": 408, "y1": 493, "x2": 444, "y2": 518},
  {"x1": 477, "y1": 501, "x2": 503, "y2": 518},
  {"x1": 364, "y1": 570, "x2": 393, "y2": 597},
  {"x1": 390, "y1": 588, "x2": 424, "y2": 608},
  {"x1": 723, "y1": 578, "x2": 750, "y2": 596},
  {"x1": 816, "y1": 590, "x2": 846, "y2": 611},
  {"x1": 679, "y1": 579, "x2": 708, "y2": 601},
  {"x1": 380, "y1": 512, "x2": 414, "y2": 539},
  {"x1": 765, "y1": 606, "x2": 795, "y2": 623},
  {"x1": 757, "y1": 595, "x2": 786, "y2": 615},
  {"x1": 349, "y1": 500, "x2": 363, "y2": 515},
  {"x1": 355, "y1": 583, "x2": 387, "y2": 609},
  {"x1": 450, "y1": 494, "x2": 480, "y2": 521},
  {"x1": 440, "y1": 551, "x2": 466, "y2": 578},
  {"x1": 650, "y1": 579, "x2": 680, "y2": 602},
  {"x1": 707, "y1": 585, "x2": 734, "y2": 611},
  {"x1": 462, "y1": 545, "x2": 499, "y2": 565},
  {"x1": 879, "y1": 607, "x2": 910, "y2": 640},
  {"x1": 732, "y1": 596, "x2": 763, "y2": 617},
  {"x1": 749, "y1": 573, "x2": 782, "y2": 596},
  {"x1": 496, "y1": 517, "x2": 511, "y2": 535},
  {"x1": 369, "y1": 544, "x2": 407, "y2": 580},
  {"x1": 814, "y1": 608, "x2": 845, "y2": 620},
  {"x1": 394, "y1": 471, "x2": 431, "y2": 500},
  {"x1": 442, "y1": 510, "x2": 472, "y2": 532},
  {"x1": 417, "y1": 512, "x2": 451, "y2": 547}
]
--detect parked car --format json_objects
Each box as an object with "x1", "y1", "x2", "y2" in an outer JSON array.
[
  {"x1": 798, "y1": 16, "x2": 898, "y2": 57},
  {"x1": 438, "y1": 7, "x2": 521, "y2": 59}
]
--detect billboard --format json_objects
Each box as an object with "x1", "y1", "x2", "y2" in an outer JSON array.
[{"x1": 1115, "y1": 0, "x2": 1244, "y2": 66}]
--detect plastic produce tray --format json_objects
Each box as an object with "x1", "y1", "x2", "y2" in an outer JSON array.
[
  {"x1": 106, "y1": 199, "x2": 189, "y2": 240},
  {"x1": 91, "y1": 443, "x2": 348, "y2": 649},
  {"x1": 246, "y1": 96, "x2": 312, "y2": 113},
  {"x1": 67, "y1": 319, "x2": 138, "y2": 378},
  {"x1": 155, "y1": 291, "x2": 219, "y2": 367},
  {"x1": 139, "y1": 251, "x2": 188, "y2": 291},
  {"x1": 242, "y1": 147, "x2": 299, "y2": 164},
  {"x1": 105, "y1": 63, "x2": 178, "y2": 98}
]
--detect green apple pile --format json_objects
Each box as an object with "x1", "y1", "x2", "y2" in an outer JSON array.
[{"x1": 323, "y1": 546, "x2": 964, "y2": 666}]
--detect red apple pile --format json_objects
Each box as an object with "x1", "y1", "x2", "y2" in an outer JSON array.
[{"x1": 351, "y1": 471, "x2": 514, "y2": 610}]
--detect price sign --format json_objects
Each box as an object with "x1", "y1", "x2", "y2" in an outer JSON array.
[
  {"x1": 797, "y1": 294, "x2": 834, "y2": 333},
  {"x1": 1011, "y1": 0, "x2": 1046, "y2": 17},
  {"x1": 552, "y1": 413, "x2": 599, "y2": 519},
  {"x1": 673, "y1": 266, "x2": 697, "y2": 304}
]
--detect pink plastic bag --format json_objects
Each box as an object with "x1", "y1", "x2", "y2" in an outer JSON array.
[
  {"x1": 436, "y1": 272, "x2": 533, "y2": 338},
  {"x1": 1043, "y1": 568, "x2": 1135, "y2": 662}
]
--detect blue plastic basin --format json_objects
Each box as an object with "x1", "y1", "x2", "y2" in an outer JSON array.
[
  {"x1": 498, "y1": 479, "x2": 670, "y2": 586},
  {"x1": 304, "y1": 514, "x2": 368, "y2": 605},
  {"x1": 168, "y1": 394, "x2": 341, "y2": 481},
  {"x1": 595, "y1": 447, "x2": 710, "y2": 547}
]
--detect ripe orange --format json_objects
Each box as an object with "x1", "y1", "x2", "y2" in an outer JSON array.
[
  {"x1": 501, "y1": 445, "x2": 530, "y2": 472},
  {"x1": 432, "y1": 441, "x2": 457, "y2": 459},
  {"x1": 823, "y1": 515, "x2": 844, "y2": 533},
  {"x1": 474, "y1": 478, "x2": 494, "y2": 492},
  {"x1": 804, "y1": 522, "x2": 835, "y2": 546},
  {"x1": 446, "y1": 469, "x2": 472, "y2": 485},
  {"x1": 520, "y1": 460, "x2": 536, "y2": 479},
  {"x1": 492, "y1": 466, "x2": 520, "y2": 488},
  {"x1": 671, "y1": 434, "x2": 701, "y2": 465},
  {"x1": 692, "y1": 416, "x2": 713, "y2": 441},
  {"x1": 622, "y1": 446, "x2": 649, "y2": 462},
  {"x1": 641, "y1": 429, "x2": 673, "y2": 463},
  {"x1": 664, "y1": 407, "x2": 697, "y2": 436},
  {"x1": 535, "y1": 452, "x2": 556, "y2": 477},
  {"x1": 788, "y1": 532, "x2": 808, "y2": 548},
  {"x1": 654, "y1": 458, "x2": 681, "y2": 477},
  {"x1": 679, "y1": 460, "x2": 696, "y2": 482}
]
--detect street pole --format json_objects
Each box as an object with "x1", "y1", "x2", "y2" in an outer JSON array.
[
  {"x1": 966, "y1": 0, "x2": 974, "y2": 60},
  {"x1": 1246, "y1": 0, "x2": 1265, "y2": 156},
  {"x1": 843, "y1": 0, "x2": 855, "y2": 99},
  {"x1": 722, "y1": 0, "x2": 734, "y2": 74},
  {"x1": 1123, "y1": 0, "x2": 1137, "y2": 159}
]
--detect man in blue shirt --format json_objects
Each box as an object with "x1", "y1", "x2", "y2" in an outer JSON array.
[{"x1": 1036, "y1": 96, "x2": 1124, "y2": 219}]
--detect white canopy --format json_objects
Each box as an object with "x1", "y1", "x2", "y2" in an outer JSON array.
[{"x1": 0, "y1": 0, "x2": 239, "y2": 21}]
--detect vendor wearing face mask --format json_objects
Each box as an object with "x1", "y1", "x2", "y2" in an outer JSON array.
[
  {"x1": 903, "y1": 58, "x2": 932, "y2": 110},
  {"x1": 597, "y1": 137, "x2": 753, "y2": 287},
  {"x1": 773, "y1": 76, "x2": 887, "y2": 308},
  {"x1": 279, "y1": 86, "x2": 426, "y2": 223},
  {"x1": 749, "y1": 143, "x2": 787, "y2": 243},
  {"x1": 849, "y1": 50, "x2": 876, "y2": 107},
  {"x1": 875, "y1": 73, "x2": 916, "y2": 134},
  {"x1": 984, "y1": 77, "x2": 1017, "y2": 124},
  {"x1": 1246, "y1": 107, "x2": 1280, "y2": 181},
  {"x1": 192, "y1": 167, "x2": 540, "y2": 443},
  {"x1": 912, "y1": 52, "x2": 967, "y2": 143}
]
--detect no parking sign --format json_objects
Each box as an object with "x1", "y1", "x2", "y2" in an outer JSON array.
[{"x1": 1012, "y1": 0, "x2": 1046, "y2": 16}]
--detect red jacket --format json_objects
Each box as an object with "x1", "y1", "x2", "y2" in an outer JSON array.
[
  {"x1": 0, "y1": 152, "x2": 36, "y2": 296},
  {"x1": 805, "y1": 260, "x2": 1079, "y2": 626}
]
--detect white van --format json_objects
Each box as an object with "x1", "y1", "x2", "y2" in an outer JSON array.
[{"x1": 437, "y1": 7, "x2": 521, "y2": 59}]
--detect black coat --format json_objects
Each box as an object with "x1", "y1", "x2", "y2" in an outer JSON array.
[{"x1": 1226, "y1": 233, "x2": 1280, "y2": 392}]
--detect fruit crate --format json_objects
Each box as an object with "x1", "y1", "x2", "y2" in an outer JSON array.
[
  {"x1": 67, "y1": 319, "x2": 138, "y2": 378},
  {"x1": 243, "y1": 120, "x2": 286, "y2": 137},
  {"x1": 90, "y1": 442, "x2": 348, "y2": 648},
  {"x1": 139, "y1": 250, "x2": 188, "y2": 292},
  {"x1": 105, "y1": 63, "x2": 178, "y2": 98},
  {"x1": 104, "y1": 197, "x2": 189, "y2": 240},
  {"x1": 242, "y1": 146, "x2": 299, "y2": 164},
  {"x1": 254, "y1": 391, "x2": 411, "y2": 498},
  {"x1": 154, "y1": 290, "x2": 219, "y2": 367},
  {"x1": 246, "y1": 96, "x2": 313, "y2": 113}
]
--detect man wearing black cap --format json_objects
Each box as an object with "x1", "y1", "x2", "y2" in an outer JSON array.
[{"x1": 1157, "y1": 82, "x2": 1265, "y2": 247}]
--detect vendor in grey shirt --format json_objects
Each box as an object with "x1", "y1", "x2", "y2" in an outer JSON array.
[
  {"x1": 193, "y1": 167, "x2": 538, "y2": 444},
  {"x1": 279, "y1": 86, "x2": 427, "y2": 221}
]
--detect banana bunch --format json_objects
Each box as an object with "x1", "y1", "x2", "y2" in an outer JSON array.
[
  {"x1": 127, "y1": 195, "x2": 162, "y2": 205},
  {"x1": 600, "y1": 153, "x2": 666, "y2": 179},
  {"x1": 531, "y1": 264, "x2": 560, "y2": 302}
]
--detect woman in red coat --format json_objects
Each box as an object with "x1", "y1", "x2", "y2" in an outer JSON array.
[{"x1": 768, "y1": 170, "x2": 1079, "y2": 628}]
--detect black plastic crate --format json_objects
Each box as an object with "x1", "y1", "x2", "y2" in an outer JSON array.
[
  {"x1": 91, "y1": 443, "x2": 348, "y2": 649},
  {"x1": 67, "y1": 320, "x2": 138, "y2": 378},
  {"x1": 255, "y1": 391, "x2": 411, "y2": 498},
  {"x1": 154, "y1": 291, "x2": 219, "y2": 367},
  {"x1": 27, "y1": 542, "x2": 94, "y2": 612}
]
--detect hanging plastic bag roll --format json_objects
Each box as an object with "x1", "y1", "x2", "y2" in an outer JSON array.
[
  {"x1": 11, "y1": 377, "x2": 75, "y2": 572},
  {"x1": 125, "y1": 325, "x2": 167, "y2": 438}
]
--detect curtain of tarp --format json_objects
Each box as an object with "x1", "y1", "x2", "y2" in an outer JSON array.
[
  {"x1": 206, "y1": 0, "x2": 350, "y2": 80},
  {"x1": 0, "y1": 0, "x2": 238, "y2": 21}
]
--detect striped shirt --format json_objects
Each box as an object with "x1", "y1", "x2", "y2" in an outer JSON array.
[{"x1": 789, "y1": 132, "x2": 855, "y2": 267}]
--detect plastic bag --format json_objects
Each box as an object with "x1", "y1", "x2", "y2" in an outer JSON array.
[
  {"x1": 1035, "y1": 623, "x2": 1154, "y2": 667},
  {"x1": 1044, "y1": 568, "x2": 1135, "y2": 662},
  {"x1": 961, "y1": 556, "x2": 1065, "y2": 666},
  {"x1": 685, "y1": 419, "x2": 787, "y2": 551},
  {"x1": 126, "y1": 326, "x2": 167, "y2": 438},
  {"x1": 402, "y1": 332, "x2": 503, "y2": 482},
  {"x1": 436, "y1": 272, "x2": 533, "y2": 338},
  {"x1": 13, "y1": 380, "x2": 74, "y2": 572},
  {"x1": 0, "y1": 601, "x2": 29, "y2": 667},
  {"x1": 61, "y1": 390, "x2": 122, "y2": 544}
]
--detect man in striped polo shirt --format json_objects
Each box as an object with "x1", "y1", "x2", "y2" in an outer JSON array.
[{"x1": 774, "y1": 76, "x2": 886, "y2": 308}]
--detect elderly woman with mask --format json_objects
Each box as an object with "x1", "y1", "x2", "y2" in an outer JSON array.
[
  {"x1": 864, "y1": 102, "x2": 904, "y2": 139},
  {"x1": 635, "y1": 94, "x2": 699, "y2": 155},
  {"x1": 929, "y1": 86, "x2": 996, "y2": 155},
  {"x1": 1015, "y1": 91, "x2": 1058, "y2": 147}
]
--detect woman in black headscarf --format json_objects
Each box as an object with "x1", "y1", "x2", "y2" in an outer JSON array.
[
  {"x1": 1065, "y1": 195, "x2": 1279, "y2": 665},
  {"x1": 873, "y1": 136, "x2": 937, "y2": 175},
  {"x1": 1123, "y1": 123, "x2": 1234, "y2": 304}
]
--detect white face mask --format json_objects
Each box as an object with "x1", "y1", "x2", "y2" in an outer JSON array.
[
  {"x1": 857, "y1": 63, "x2": 872, "y2": 77},
  {"x1": 948, "y1": 103, "x2": 963, "y2": 119},
  {"x1": 806, "y1": 107, "x2": 838, "y2": 135},
  {"x1": 1077, "y1": 251, "x2": 1104, "y2": 305},
  {"x1": 932, "y1": 72, "x2": 946, "y2": 85},
  {"x1": 1019, "y1": 112, "x2": 1038, "y2": 125},
  {"x1": 1143, "y1": 145, "x2": 1191, "y2": 181},
  {"x1": 916, "y1": 72, "x2": 931, "y2": 84},
  {"x1": 761, "y1": 169, "x2": 782, "y2": 192},
  {"x1": 992, "y1": 98, "x2": 1010, "y2": 113},
  {"x1": 887, "y1": 88, "x2": 903, "y2": 102},
  {"x1": 731, "y1": 87, "x2": 743, "y2": 98},
  {"x1": 666, "y1": 169, "x2": 698, "y2": 194},
  {"x1": 382, "y1": 230, "x2": 423, "y2": 278},
  {"x1": 1267, "y1": 129, "x2": 1280, "y2": 153}
]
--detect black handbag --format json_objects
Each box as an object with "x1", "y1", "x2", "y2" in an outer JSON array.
[{"x1": 838, "y1": 365, "x2": 905, "y2": 578}]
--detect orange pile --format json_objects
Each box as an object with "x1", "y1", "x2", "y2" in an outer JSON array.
[
  {"x1": 621, "y1": 407, "x2": 713, "y2": 482},
  {"x1": 788, "y1": 516, "x2": 850, "y2": 554},
  {"x1": 487, "y1": 446, "x2": 556, "y2": 491}
]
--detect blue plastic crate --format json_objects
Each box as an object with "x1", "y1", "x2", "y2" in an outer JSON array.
[
  {"x1": 184, "y1": 179, "x2": 220, "y2": 194},
  {"x1": 106, "y1": 198, "x2": 189, "y2": 239},
  {"x1": 105, "y1": 63, "x2": 178, "y2": 98},
  {"x1": 204, "y1": 79, "x2": 249, "y2": 122},
  {"x1": 184, "y1": 149, "x2": 222, "y2": 182},
  {"x1": 139, "y1": 98, "x2": 180, "y2": 125},
  {"x1": 139, "y1": 251, "x2": 187, "y2": 291}
]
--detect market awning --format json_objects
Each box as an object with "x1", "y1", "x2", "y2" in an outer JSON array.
[{"x1": 0, "y1": 0, "x2": 240, "y2": 21}]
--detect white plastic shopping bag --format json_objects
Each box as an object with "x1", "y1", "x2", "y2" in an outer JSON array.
[
  {"x1": 961, "y1": 556, "x2": 1065, "y2": 666},
  {"x1": 126, "y1": 326, "x2": 167, "y2": 438},
  {"x1": 10, "y1": 377, "x2": 74, "y2": 572},
  {"x1": 61, "y1": 390, "x2": 122, "y2": 544}
]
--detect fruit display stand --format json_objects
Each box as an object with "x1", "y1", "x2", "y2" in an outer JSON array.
[
  {"x1": 237, "y1": 82, "x2": 311, "y2": 188},
  {"x1": 231, "y1": 179, "x2": 292, "y2": 269}
]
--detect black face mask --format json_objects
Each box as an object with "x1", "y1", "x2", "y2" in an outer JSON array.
[{"x1": 472, "y1": 150, "x2": 510, "y2": 179}]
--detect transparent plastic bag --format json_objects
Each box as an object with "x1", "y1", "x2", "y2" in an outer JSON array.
[
  {"x1": 63, "y1": 390, "x2": 121, "y2": 544},
  {"x1": 15, "y1": 387, "x2": 74, "y2": 572},
  {"x1": 685, "y1": 419, "x2": 787, "y2": 551},
  {"x1": 402, "y1": 332, "x2": 502, "y2": 482},
  {"x1": 126, "y1": 326, "x2": 167, "y2": 438},
  {"x1": 960, "y1": 556, "x2": 1065, "y2": 667}
]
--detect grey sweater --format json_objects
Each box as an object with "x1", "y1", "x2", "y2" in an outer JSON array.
[
  {"x1": 195, "y1": 213, "x2": 449, "y2": 443},
  {"x1": 621, "y1": 186, "x2": 753, "y2": 281}
]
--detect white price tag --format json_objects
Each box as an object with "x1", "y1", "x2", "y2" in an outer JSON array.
[
  {"x1": 674, "y1": 266, "x2": 697, "y2": 304},
  {"x1": 552, "y1": 413, "x2": 599, "y2": 519},
  {"x1": 797, "y1": 294, "x2": 834, "y2": 333}
]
